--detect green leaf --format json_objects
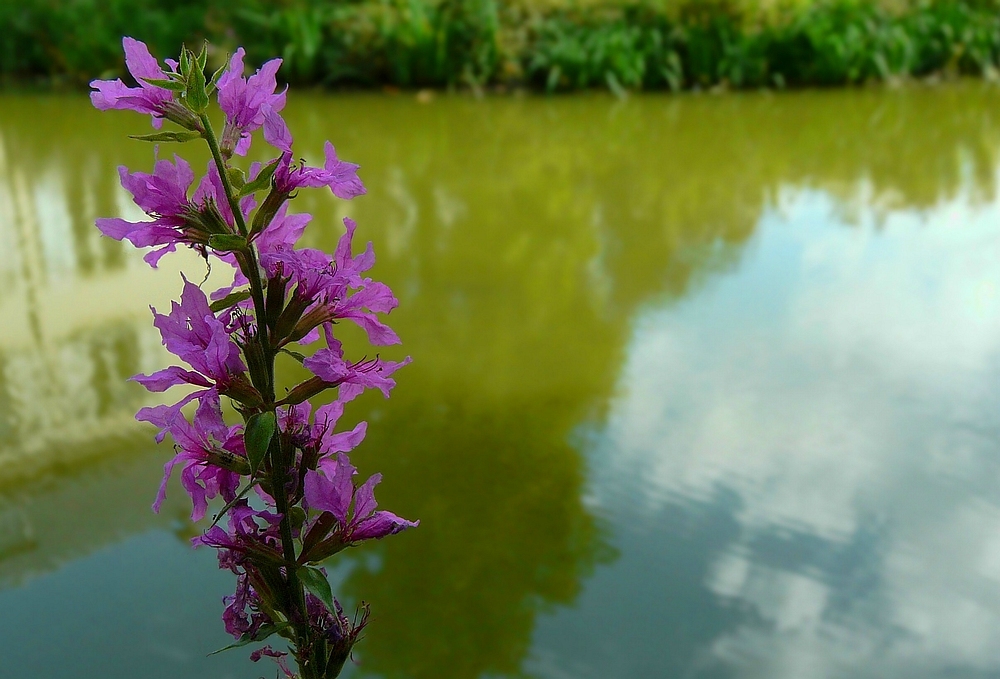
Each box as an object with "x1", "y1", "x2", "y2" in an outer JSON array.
[
  {"x1": 239, "y1": 158, "x2": 282, "y2": 197},
  {"x1": 208, "y1": 622, "x2": 290, "y2": 656},
  {"x1": 227, "y1": 167, "x2": 246, "y2": 190},
  {"x1": 209, "y1": 60, "x2": 228, "y2": 88},
  {"x1": 289, "y1": 506, "x2": 307, "y2": 534},
  {"x1": 179, "y1": 47, "x2": 192, "y2": 78},
  {"x1": 209, "y1": 289, "x2": 252, "y2": 313},
  {"x1": 208, "y1": 234, "x2": 248, "y2": 252},
  {"x1": 244, "y1": 411, "x2": 276, "y2": 474},
  {"x1": 140, "y1": 77, "x2": 186, "y2": 91},
  {"x1": 129, "y1": 130, "x2": 201, "y2": 143},
  {"x1": 186, "y1": 57, "x2": 209, "y2": 113},
  {"x1": 278, "y1": 348, "x2": 306, "y2": 364},
  {"x1": 196, "y1": 43, "x2": 209, "y2": 72},
  {"x1": 298, "y1": 566, "x2": 335, "y2": 612}
]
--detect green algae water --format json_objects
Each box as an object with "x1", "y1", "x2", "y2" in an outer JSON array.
[{"x1": 2, "y1": 84, "x2": 1000, "y2": 678}]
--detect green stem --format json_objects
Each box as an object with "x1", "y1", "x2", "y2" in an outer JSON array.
[
  {"x1": 199, "y1": 113, "x2": 273, "y2": 400},
  {"x1": 199, "y1": 114, "x2": 249, "y2": 238}
]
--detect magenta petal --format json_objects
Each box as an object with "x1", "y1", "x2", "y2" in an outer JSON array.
[
  {"x1": 95, "y1": 217, "x2": 140, "y2": 240},
  {"x1": 122, "y1": 37, "x2": 165, "y2": 82},
  {"x1": 89, "y1": 79, "x2": 132, "y2": 110},
  {"x1": 143, "y1": 244, "x2": 177, "y2": 268},
  {"x1": 319, "y1": 421, "x2": 367, "y2": 456},
  {"x1": 131, "y1": 366, "x2": 212, "y2": 392},
  {"x1": 304, "y1": 463, "x2": 355, "y2": 525},
  {"x1": 352, "y1": 473, "x2": 381, "y2": 520},
  {"x1": 323, "y1": 142, "x2": 365, "y2": 199},
  {"x1": 346, "y1": 312, "x2": 401, "y2": 346},
  {"x1": 351, "y1": 511, "x2": 419, "y2": 541},
  {"x1": 262, "y1": 106, "x2": 292, "y2": 153},
  {"x1": 152, "y1": 454, "x2": 186, "y2": 513},
  {"x1": 180, "y1": 462, "x2": 210, "y2": 522}
]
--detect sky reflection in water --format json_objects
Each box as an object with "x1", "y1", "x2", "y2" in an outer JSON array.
[{"x1": 1, "y1": 86, "x2": 1000, "y2": 678}]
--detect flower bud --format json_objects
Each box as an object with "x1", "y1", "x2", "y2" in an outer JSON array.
[
  {"x1": 162, "y1": 100, "x2": 204, "y2": 132},
  {"x1": 250, "y1": 187, "x2": 290, "y2": 238}
]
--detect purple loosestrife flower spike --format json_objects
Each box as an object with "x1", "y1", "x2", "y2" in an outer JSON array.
[{"x1": 92, "y1": 39, "x2": 415, "y2": 678}]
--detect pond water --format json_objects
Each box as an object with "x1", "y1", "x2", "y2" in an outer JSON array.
[{"x1": 2, "y1": 83, "x2": 1000, "y2": 678}]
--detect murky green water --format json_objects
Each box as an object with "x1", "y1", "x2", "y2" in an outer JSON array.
[{"x1": 2, "y1": 83, "x2": 1000, "y2": 678}]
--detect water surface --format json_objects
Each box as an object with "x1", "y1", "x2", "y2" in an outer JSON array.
[{"x1": 1, "y1": 84, "x2": 1000, "y2": 678}]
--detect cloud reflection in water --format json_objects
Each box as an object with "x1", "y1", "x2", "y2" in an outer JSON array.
[{"x1": 533, "y1": 183, "x2": 1000, "y2": 678}]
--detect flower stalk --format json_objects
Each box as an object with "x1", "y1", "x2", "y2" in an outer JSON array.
[{"x1": 92, "y1": 38, "x2": 417, "y2": 678}]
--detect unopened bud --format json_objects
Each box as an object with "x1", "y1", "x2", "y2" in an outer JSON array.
[{"x1": 161, "y1": 100, "x2": 204, "y2": 132}]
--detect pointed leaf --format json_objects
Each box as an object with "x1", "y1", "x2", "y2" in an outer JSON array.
[
  {"x1": 298, "y1": 566, "x2": 335, "y2": 612},
  {"x1": 141, "y1": 77, "x2": 186, "y2": 91},
  {"x1": 186, "y1": 57, "x2": 209, "y2": 113},
  {"x1": 209, "y1": 60, "x2": 228, "y2": 88},
  {"x1": 129, "y1": 130, "x2": 201, "y2": 143},
  {"x1": 210, "y1": 289, "x2": 253, "y2": 313},
  {"x1": 244, "y1": 411, "x2": 276, "y2": 474},
  {"x1": 239, "y1": 158, "x2": 282, "y2": 197},
  {"x1": 227, "y1": 167, "x2": 247, "y2": 190},
  {"x1": 278, "y1": 348, "x2": 306, "y2": 364},
  {"x1": 196, "y1": 43, "x2": 209, "y2": 72},
  {"x1": 208, "y1": 234, "x2": 248, "y2": 252},
  {"x1": 179, "y1": 47, "x2": 192, "y2": 78},
  {"x1": 207, "y1": 622, "x2": 290, "y2": 656}
]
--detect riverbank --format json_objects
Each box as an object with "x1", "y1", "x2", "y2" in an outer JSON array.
[{"x1": 4, "y1": 0, "x2": 1000, "y2": 92}]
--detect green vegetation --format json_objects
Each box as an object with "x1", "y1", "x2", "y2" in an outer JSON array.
[{"x1": 5, "y1": 0, "x2": 1000, "y2": 91}]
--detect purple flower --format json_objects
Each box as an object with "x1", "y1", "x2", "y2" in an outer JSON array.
[
  {"x1": 273, "y1": 142, "x2": 366, "y2": 200},
  {"x1": 262, "y1": 218, "x2": 401, "y2": 348},
  {"x1": 212, "y1": 201, "x2": 310, "y2": 300},
  {"x1": 133, "y1": 278, "x2": 254, "y2": 429},
  {"x1": 302, "y1": 326, "x2": 411, "y2": 403},
  {"x1": 96, "y1": 156, "x2": 194, "y2": 267},
  {"x1": 302, "y1": 453, "x2": 418, "y2": 554},
  {"x1": 90, "y1": 37, "x2": 183, "y2": 129},
  {"x1": 278, "y1": 397, "x2": 368, "y2": 458},
  {"x1": 194, "y1": 501, "x2": 284, "y2": 563},
  {"x1": 151, "y1": 395, "x2": 246, "y2": 521},
  {"x1": 193, "y1": 160, "x2": 257, "y2": 231},
  {"x1": 217, "y1": 48, "x2": 289, "y2": 156},
  {"x1": 96, "y1": 158, "x2": 252, "y2": 267}
]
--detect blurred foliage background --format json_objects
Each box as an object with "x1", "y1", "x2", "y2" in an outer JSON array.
[{"x1": 4, "y1": 0, "x2": 1000, "y2": 92}]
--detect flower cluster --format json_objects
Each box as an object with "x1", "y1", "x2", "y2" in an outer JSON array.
[{"x1": 92, "y1": 39, "x2": 417, "y2": 679}]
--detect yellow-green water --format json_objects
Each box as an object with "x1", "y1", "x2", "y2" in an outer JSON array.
[{"x1": 2, "y1": 84, "x2": 1000, "y2": 678}]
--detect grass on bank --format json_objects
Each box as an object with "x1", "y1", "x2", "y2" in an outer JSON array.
[{"x1": 4, "y1": 0, "x2": 1000, "y2": 92}]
